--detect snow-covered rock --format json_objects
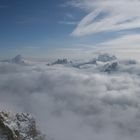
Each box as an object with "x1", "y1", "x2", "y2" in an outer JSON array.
[
  {"x1": 72, "y1": 54, "x2": 117, "y2": 70},
  {"x1": 11, "y1": 55, "x2": 25, "y2": 65},
  {"x1": 96, "y1": 53, "x2": 117, "y2": 62},
  {"x1": 0, "y1": 111, "x2": 46, "y2": 140},
  {"x1": 49, "y1": 58, "x2": 72, "y2": 66},
  {"x1": 102, "y1": 61, "x2": 118, "y2": 72}
]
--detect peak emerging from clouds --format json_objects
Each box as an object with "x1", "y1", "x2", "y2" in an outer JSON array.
[
  {"x1": 11, "y1": 55, "x2": 25, "y2": 64},
  {"x1": 1, "y1": 55, "x2": 30, "y2": 65},
  {"x1": 45, "y1": 53, "x2": 140, "y2": 74}
]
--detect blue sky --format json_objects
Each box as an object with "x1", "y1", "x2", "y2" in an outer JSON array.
[{"x1": 0, "y1": 0, "x2": 140, "y2": 59}]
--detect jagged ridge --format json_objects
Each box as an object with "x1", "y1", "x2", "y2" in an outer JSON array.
[{"x1": 0, "y1": 111, "x2": 45, "y2": 140}]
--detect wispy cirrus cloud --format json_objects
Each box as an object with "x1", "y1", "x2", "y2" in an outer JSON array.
[
  {"x1": 68, "y1": 0, "x2": 140, "y2": 36},
  {"x1": 58, "y1": 21, "x2": 77, "y2": 25},
  {"x1": 99, "y1": 34, "x2": 140, "y2": 48},
  {"x1": 95, "y1": 34, "x2": 140, "y2": 59}
]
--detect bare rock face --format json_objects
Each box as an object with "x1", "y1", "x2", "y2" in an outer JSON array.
[{"x1": 0, "y1": 111, "x2": 45, "y2": 140}]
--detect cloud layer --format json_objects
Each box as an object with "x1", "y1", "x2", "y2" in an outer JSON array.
[{"x1": 1, "y1": 56, "x2": 140, "y2": 140}]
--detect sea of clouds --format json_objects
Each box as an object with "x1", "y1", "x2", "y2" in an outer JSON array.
[{"x1": 0, "y1": 54, "x2": 140, "y2": 140}]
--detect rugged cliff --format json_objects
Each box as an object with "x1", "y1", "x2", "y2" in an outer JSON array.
[{"x1": 0, "y1": 111, "x2": 45, "y2": 140}]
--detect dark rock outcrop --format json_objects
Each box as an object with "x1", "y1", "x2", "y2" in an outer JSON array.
[{"x1": 0, "y1": 111, "x2": 46, "y2": 140}]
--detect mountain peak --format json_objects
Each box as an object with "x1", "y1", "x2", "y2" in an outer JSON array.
[
  {"x1": 11, "y1": 55, "x2": 25, "y2": 64},
  {"x1": 97, "y1": 53, "x2": 117, "y2": 62}
]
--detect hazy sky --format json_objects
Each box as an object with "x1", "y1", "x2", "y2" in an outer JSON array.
[{"x1": 0, "y1": 0, "x2": 140, "y2": 59}]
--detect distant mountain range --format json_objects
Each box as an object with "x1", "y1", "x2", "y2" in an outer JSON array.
[{"x1": 0, "y1": 53, "x2": 138, "y2": 73}]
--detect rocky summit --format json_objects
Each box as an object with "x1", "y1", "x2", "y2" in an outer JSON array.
[{"x1": 0, "y1": 111, "x2": 46, "y2": 140}]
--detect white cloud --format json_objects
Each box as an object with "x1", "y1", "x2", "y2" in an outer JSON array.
[
  {"x1": 101, "y1": 34, "x2": 140, "y2": 46},
  {"x1": 69, "y1": 0, "x2": 140, "y2": 36},
  {"x1": 58, "y1": 21, "x2": 77, "y2": 25},
  {"x1": 1, "y1": 56, "x2": 140, "y2": 140},
  {"x1": 96, "y1": 34, "x2": 140, "y2": 59}
]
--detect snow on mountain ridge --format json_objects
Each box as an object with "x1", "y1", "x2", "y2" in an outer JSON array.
[
  {"x1": 0, "y1": 111, "x2": 46, "y2": 140},
  {"x1": 96, "y1": 53, "x2": 117, "y2": 62}
]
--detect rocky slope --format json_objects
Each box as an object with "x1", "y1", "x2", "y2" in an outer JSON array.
[{"x1": 0, "y1": 111, "x2": 46, "y2": 140}]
